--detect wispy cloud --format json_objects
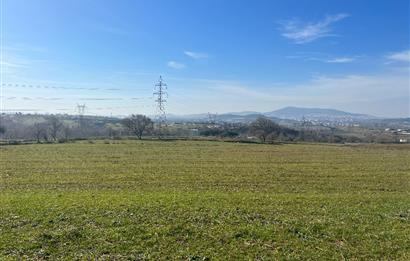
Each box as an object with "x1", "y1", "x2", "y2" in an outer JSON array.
[
  {"x1": 1, "y1": 54, "x2": 33, "y2": 69},
  {"x1": 279, "y1": 13, "x2": 349, "y2": 44},
  {"x1": 1, "y1": 48, "x2": 51, "y2": 80},
  {"x1": 286, "y1": 52, "x2": 357, "y2": 63},
  {"x1": 167, "y1": 61, "x2": 185, "y2": 69},
  {"x1": 184, "y1": 51, "x2": 209, "y2": 59},
  {"x1": 3, "y1": 44, "x2": 47, "y2": 53},
  {"x1": 0, "y1": 60, "x2": 28, "y2": 68},
  {"x1": 305, "y1": 57, "x2": 356, "y2": 63},
  {"x1": 386, "y1": 49, "x2": 410, "y2": 62},
  {"x1": 1, "y1": 55, "x2": 33, "y2": 79},
  {"x1": 325, "y1": 57, "x2": 356, "y2": 63}
]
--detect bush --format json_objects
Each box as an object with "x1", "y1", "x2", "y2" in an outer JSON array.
[{"x1": 8, "y1": 140, "x2": 22, "y2": 145}]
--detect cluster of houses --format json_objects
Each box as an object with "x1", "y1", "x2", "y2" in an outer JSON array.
[{"x1": 385, "y1": 128, "x2": 410, "y2": 143}]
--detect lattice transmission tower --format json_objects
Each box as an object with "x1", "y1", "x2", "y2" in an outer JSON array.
[
  {"x1": 153, "y1": 76, "x2": 168, "y2": 136},
  {"x1": 76, "y1": 103, "x2": 86, "y2": 129}
]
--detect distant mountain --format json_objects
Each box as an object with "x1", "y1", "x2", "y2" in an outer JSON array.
[
  {"x1": 167, "y1": 107, "x2": 377, "y2": 123},
  {"x1": 263, "y1": 107, "x2": 376, "y2": 121},
  {"x1": 166, "y1": 113, "x2": 209, "y2": 121},
  {"x1": 224, "y1": 111, "x2": 259, "y2": 116},
  {"x1": 216, "y1": 113, "x2": 265, "y2": 123},
  {"x1": 167, "y1": 112, "x2": 264, "y2": 123}
]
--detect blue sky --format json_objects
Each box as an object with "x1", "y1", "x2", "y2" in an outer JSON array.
[{"x1": 1, "y1": 0, "x2": 409, "y2": 117}]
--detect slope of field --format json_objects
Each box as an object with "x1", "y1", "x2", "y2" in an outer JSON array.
[{"x1": 1, "y1": 141, "x2": 409, "y2": 260}]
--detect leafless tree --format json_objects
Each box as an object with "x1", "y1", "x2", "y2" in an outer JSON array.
[
  {"x1": 250, "y1": 117, "x2": 281, "y2": 143},
  {"x1": 33, "y1": 122, "x2": 47, "y2": 143},
  {"x1": 48, "y1": 116, "x2": 63, "y2": 141},
  {"x1": 122, "y1": 114, "x2": 153, "y2": 140}
]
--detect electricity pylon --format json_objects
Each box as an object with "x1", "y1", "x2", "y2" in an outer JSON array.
[{"x1": 153, "y1": 76, "x2": 168, "y2": 137}]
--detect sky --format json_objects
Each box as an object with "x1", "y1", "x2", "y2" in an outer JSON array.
[{"x1": 0, "y1": 0, "x2": 409, "y2": 117}]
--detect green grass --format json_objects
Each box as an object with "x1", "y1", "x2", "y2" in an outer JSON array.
[{"x1": 1, "y1": 140, "x2": 409, "y2": 260}]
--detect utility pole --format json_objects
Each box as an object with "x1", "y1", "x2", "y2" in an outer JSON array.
[{"x1": 153, "y1": 76, "x2": 168, "y2": 137}]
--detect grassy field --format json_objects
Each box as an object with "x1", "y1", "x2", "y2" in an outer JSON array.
[{"x1": 1, "y1": 140, "x2": 410, "y2": 260}]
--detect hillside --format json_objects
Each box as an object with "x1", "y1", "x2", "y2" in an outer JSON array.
[{"x1": 264, "y1": 106, "x2": 376, "y2": 121}]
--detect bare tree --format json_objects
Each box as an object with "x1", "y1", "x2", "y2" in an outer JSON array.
[
  {"x1": 62, "y1": 125, "x2": 72, "y2": 141},
  {"x1": 250, "y1": 117, "x2": 281, "y2": 143},
  {"x1": 0, "y1": 125, "x2": 5, "y2": 136},
  {"x1": 48, "y1": 116, "x2": 63, "y2": 141},
  {"x1": 122, "y1": 114, "x2": 153, "y2": 140},
  {"x1": 33, "y1": 123, "x2": 47, "y2": 143}
]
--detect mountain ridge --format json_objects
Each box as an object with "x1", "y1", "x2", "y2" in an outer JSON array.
[
  {"x1": 167, "y1": 106, "x2": 378, "y2": 122},
  {"x1": 263, "y1": 106, "x2": 376, "y2": 120}
]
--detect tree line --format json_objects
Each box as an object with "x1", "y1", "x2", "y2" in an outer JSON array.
[
  {"x1": 0, "y1": 114, "x2": 154, "y2": 143},
  {"x1": 0, "y1": 113, "x2": 398, "y2": 144}
]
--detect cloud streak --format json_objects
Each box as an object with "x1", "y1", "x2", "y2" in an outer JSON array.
[
  {"x1": 286, "y1": 53, "x2": 357, "y2": 63},
  {"x1": 167, "y1": 61, "x2": 185, "y2": 69},
  {"x1": 184, "y1": 51, "x2": 209, "y2": 59},
  {"x1": 386, "y1": 49, "x2": 410, "y2": 62},
  {"x1": 325, "y1": 57, "x2": 356, "y2": 63},
  {"x1": 279, "y1": 13, "x2": 349, "y2": 44}
]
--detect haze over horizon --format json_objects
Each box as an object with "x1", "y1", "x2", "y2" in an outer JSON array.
[{"x1": 1, "y1": 0, "x2": 409, "y2": 118}]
